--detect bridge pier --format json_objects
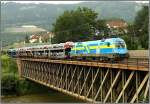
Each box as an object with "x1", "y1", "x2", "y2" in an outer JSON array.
[{"x1": 17, "y1": 58, "x2": 149, "y2": 103}]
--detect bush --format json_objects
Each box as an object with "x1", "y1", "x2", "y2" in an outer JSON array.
[
  {"x1": 1, "y1": 73, "x2": 19, "y2": 95},
  {"x1": 1, "y1": 53, "x2": 56, "y2": 96},
  {"x1": 1, "y1": 54, "x2": 17, "y2": 74}
]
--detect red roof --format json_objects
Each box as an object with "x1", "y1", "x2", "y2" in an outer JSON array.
[
  {"x1": 30, "y1": 35, "x2": 39, "y2": 40},
  {"x1": 106, "y1": 20, "x2": 128, "y2": 28}
]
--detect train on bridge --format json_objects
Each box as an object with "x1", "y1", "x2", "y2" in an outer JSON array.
[
  {"x1": 7, "y1": 37, "x2": 149, "y2": 103},
  {"x1": 7, "y1": 37, "x2": 129, "y2": 61}
]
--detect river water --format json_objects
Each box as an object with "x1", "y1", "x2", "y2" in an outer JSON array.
[{"x1": 2, "y1": 89, "x2": 86, "y2": 103}]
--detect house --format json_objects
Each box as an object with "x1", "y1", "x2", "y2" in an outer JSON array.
[
  {"x1": 106, "y1": 19, "x2": 128, "y2": 34},
  {"x1": 106, "y1": 19, "x2": 128, "y2": 28},
  {"x1": 41, "y1": 32, "x2": 54, "y2": 43},
  {"x1": 28, "y1": 32, "x2": 55, "y2": 43},
  {"x1": 29, "y1": 34, "x2": 40, "y2": 43}
]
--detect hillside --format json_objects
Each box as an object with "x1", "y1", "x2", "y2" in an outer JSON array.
[
  {"x1": 1, "y1": 1, "x2": 148, "y2": 46},
  {"x1": 1, "y1": 1, "x2": 147, "y2": 30}
]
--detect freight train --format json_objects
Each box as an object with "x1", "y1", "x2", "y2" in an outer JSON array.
[{"x1": 7, "y1": 37, "x2": 129, "y2": 61}]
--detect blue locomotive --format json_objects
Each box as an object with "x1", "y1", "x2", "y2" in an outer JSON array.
[{"x1": 69, "y1": 38, "x2": 128, "y2": 60}]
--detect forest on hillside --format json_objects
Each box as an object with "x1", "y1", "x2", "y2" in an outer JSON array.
[
  {"x1": 1, "y1": 1, "x2": 147, "y2": 30},
  {"x1": 1, "y1": 1, "x2": 148, "y2": 48}
]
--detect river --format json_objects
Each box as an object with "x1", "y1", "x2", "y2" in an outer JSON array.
[{"x1": 1, "y1": 89, "x2": 86, "y2": 103}]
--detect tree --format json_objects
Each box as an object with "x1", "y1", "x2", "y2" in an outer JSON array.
[
  {"x1": 134, "y1": 6, "x2": 148, "y2": 49},
  {"x1": 52, "y1": 7, "x2": 101, "y2": 43},
  {"x1": 124, "y1": 25, "x2": 139, "y2": 50},
  {"x1": 93, "y1": 19, "x2": 110, "y2": 39},
  {"x1": 123, "y1": 6, "x2": 148, "y2": 50}
]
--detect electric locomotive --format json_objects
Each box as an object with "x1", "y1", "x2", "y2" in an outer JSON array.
[{"x1": 68, "y1": 37, "x2": 128, "y2": 60}]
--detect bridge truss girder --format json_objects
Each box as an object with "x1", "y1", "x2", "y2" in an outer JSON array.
[{"x1": 18, "y1": 59, "x2": 149, "y2": 103}]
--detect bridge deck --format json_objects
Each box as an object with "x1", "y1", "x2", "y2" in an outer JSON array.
[{"x1": 18, "y1": 58, "x2": 149, "y2": 71}]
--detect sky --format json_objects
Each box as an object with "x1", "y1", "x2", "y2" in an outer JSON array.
[
  {"x1": 1, "y1": 1, "x2": 85, "y2": 4},
  {"x1": 1, "y1": 1, "x2": 149, "y2": 4}
]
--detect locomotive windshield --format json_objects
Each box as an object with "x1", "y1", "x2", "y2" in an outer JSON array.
[{"x1": 115, "y1": 41, "x2": 125, "y2": 48}]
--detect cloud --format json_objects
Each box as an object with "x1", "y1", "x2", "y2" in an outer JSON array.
[{"x1": 135, "y1": 1, "x2": 149, "y2": 3}]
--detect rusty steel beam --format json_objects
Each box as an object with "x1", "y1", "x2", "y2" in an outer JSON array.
[
  {"x1": 73, "y1": 67, "x2": 84, "y2": 93},
  {"x1": 115, "y1": 71, "x2": 135, "y2": 103},
  {"x1": 122, "y1": 71, "x2": 125, "y2": 103},
  {"x1": 55, "y1": 64, "x2": 62, "y2": 86},
  {"x1": 79, "y1": 67, "x2": 91, "y2": 95},
  {"x1": 94, "y1": 69, "x2": 110, "y2": 101},
  {"x1": 68, "y1": 66, "x2": 77, "y2": 90},
  {"x1": 130, "y1": 73, "x2": 149, "y2": 103},
  {"x1": 63, "y1": 65, "x2": 71, "y2": 89},
  {"x1": 104, "y1": 70, "x2": 121, "y2": 102},
  {"x1": 144, "y1": 80, "x2": 149, "y2": 101},
  {"x1": 58, "y1": 65, "x2": 66, "y2": 88},
  {"x1": 86, "y1": 68, "x2": 99, "y2": 98}
]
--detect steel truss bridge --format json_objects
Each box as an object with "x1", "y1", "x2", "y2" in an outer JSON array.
[{"x1": 16, "y1": 58, "x2": 149, "y2": 103}]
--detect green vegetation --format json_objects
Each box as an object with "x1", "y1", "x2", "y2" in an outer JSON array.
[
  {"x1": 134, "y1": 6, "x2": 148, "y2": 49},
  {"x1": 1, "y1": 54, "x2": 52, "y2": 96},
  {"x1": 1, "y1": 2, "x2": 148, "y2": 102},
  {"x1": 121, "y1": 6, "x2": 148, "y2": 50},
  {"x1": 25, "y1": 35, "x2": 30, "y2": 43},
  {"x1": 1, "y1": 32, "x2": 31, "y2": 47},
  {"x1": 52, "y1": 7, "x2": 106, "y2": 43},
  {"x1": 1, "y1": 31, "x2": 47, "y2": 47},
  {"x1": 2, "y1": 1, "x2": 145, "y2": 29},
  {"x1": 1, "y1": 54, "x2": 17, "y2": 73},
  {"x1": 52, "y1": 6, "x2": 148, "y2": 50},
  {"x1": 1, "y1": 2, "x2": 148, "y2": 48}
]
